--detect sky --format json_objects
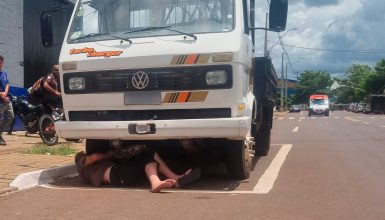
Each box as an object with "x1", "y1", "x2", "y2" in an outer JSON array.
[{"x1": 254, "y1": 0, "x2": 385, "y2": 80}]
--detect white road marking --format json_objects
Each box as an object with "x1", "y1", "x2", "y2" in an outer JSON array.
[
  {"x1": 289, "y1": 117, "x2": 294, "y2": 120},
  {"x1": 253, "y1": 144, "x2": 293, "y2": 194},
  {"x1": 292, "y1": 127, "x2": 299, "y2": 132},
  {"x1": 311, "y1": 117, "x2": 316, "y2": 119},
  {"x1": 362, "y1": 122, "x2": 370, "y2": 125},
  {"x1": 369, "y1": 117, "x2": 376, "y2": 119},
  {"x1": 278, "y1": 118, "x2": 284, "y2": 120},
  {"x1": 334, "y1": 116, "x2": 340, "y2": 119},
  {"x1": 380, "y1": 126, "x2": 385, "y2": 128},
  {"x1": 300, "y1": 111, "x2": 303, "y2": 116},
  {"x1": 40, "y1": 144, "x2": 294, "y2": 195},
  {"x1": 346, "y1": 118, "x2": 360, "y2": 122},
  {"x1": 298, "y1": 117, "x2": 305, "y2": 122}
]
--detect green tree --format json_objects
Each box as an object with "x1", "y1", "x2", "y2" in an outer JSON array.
[
  {"x1": 364, "y1": 59, "x2": 385, "y2": 94},
  {"x1": 294, "y1": 70, "x2": 333, "y2": 103}
]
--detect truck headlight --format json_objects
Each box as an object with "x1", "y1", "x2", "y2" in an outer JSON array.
[
  {"x1": 205, "y1": 70, "x2": 227, "y2": 85},
  {"x1": 69, "y1": 77, "x2": 86, "y2": 90}
]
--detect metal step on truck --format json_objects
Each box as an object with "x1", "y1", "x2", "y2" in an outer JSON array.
[{"x1": 41, "y1": 0, "x2": 288, "y2": 179}]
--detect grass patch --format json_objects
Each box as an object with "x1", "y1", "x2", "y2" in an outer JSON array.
[{"x1": 21, "y1": 143, "x2": 79, "y2": 156}]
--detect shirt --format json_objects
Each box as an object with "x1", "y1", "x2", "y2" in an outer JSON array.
[
  {"x1": 45, "y1": 73, "x2": 58, "y2": 91},
  {"x1": 75, "y1": 151, "x2": 113, "y2": 187},
  {"x1": 0, "y1": 71, "x2": 9, "y2": 92}
]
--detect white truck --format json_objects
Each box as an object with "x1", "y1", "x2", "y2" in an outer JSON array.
[{"x1": 41, "y1": 0, "x2": 288, "y2": 179}]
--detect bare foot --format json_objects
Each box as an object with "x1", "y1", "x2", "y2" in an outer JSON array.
[{"x1": 151, "y1": 179, "x2": 175, "y2": 193}]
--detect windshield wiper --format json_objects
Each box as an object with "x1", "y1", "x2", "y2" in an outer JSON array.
[
  {"x1": 72, "y1": 32, "x2": 132, "y2": 44},
  {"x1": 125, "y1": 26, "x2": 197, "y2": 40}
]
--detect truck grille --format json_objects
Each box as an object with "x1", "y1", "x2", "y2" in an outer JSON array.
[
  {"x1": 63, "y1": 65, "x2": 232, "y2": 94},
  {"x1": 68, "y1": 108, "x2": 231, "y2": 121}
]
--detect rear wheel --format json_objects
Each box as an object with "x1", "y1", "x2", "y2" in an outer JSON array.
[
  {"x1": 38, "y1": 114, "x2": 58, "y2": 146},
  {"x1": 225, "y1": 140, "x2": 252, "y2": 179}
]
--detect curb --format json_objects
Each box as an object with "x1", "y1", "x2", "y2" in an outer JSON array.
[
  {"x1": 9, "y1": 164, "x2": 77, "y2": 190},
  {"x1": 0, "y1": 186, "x2": 18, "y2": 196}
]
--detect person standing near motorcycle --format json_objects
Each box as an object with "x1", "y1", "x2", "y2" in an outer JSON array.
[
  {"x1": 30, "y1": 64, "x2": 62, "y2": 110},
  {"x1": 0, "y1": 55, "x2": 14, "y2": 145},
  {"x1": 41, "y1": 64, "x2": 62, "y2": 109}
]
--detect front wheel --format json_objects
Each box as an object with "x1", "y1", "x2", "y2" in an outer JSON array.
[
  {"x1": 38, "y1": 114, "x2": 58, "y2": 146},
  {"x1": 254, "y1": 124, "x2": 271, "y2": 156},
  {"x1": 225, "y1": 140, "x2": 252, "y2": 180}
]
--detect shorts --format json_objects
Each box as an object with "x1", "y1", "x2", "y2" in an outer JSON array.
[{"x1": 109, "y1": 150, "x2": 158, "y2": 186}]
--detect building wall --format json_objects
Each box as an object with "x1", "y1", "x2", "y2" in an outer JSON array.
[{"x1": 0, "y1": 0, "x2": 24, "y2": 88}]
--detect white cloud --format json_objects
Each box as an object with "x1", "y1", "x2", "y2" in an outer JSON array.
[{"x1": 255, "y1": 0, "x2": 384, "y2": 79}]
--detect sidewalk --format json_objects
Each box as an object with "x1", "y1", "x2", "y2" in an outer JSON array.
[{"x1": 0, "y1": 131, "x2": 83, "y2": 193}]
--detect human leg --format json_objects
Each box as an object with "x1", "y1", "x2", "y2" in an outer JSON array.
[
  {"x1": 144, "y1": 161, "x2": 175, "y2": 193},
  {"x1": 153, "y1": 152, "x2": 201, "y2": 188},
  {"x1": 3, "y1": 102, "x2": 14, "y2": 131},
  {"x1": 154, "y1": 152, "x2": 180, "y2": 180},
  {"x1": 0, "y1": 103, "x2": 8, "y2": 145}
]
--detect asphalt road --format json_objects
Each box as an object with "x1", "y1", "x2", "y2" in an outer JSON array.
[{"x1": 1, "y1": 111, "x2": 385, "y2": 220}]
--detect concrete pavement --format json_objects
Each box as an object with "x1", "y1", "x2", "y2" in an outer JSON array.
[{"x1": 0, "y1": 131, "x2": 83, "y2": 194}]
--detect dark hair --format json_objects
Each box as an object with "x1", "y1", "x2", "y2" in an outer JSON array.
[{"x1": 0, "y1": 55, "x2": 3, "y2": 61}]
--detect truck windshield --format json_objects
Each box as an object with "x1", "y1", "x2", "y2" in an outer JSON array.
[
  {"x1": 311, "y1": 99, "x2": 328, "y2": 105},
  {"x1": 68, "y1": 0, "x2": 234, "y2": 43}
]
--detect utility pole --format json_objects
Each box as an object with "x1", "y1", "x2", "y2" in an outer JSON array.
[
  {"x1": 285, "y1": 62, "x2": 288, "y2": 109},
  {"x1": 264, "y1": 13, "x2": 268, "y2": 57},
  {"x1": 280, "y1": 53, "x2": 284, "y2": 111}
]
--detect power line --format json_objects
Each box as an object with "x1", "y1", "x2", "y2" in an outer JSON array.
[{"x1": 284, "y1": 44, "x2": 385, "y2": 54}]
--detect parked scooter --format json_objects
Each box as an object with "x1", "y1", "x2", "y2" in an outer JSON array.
[{"x1": 8, "y1": 94, "x2": 45, "y2": 135}]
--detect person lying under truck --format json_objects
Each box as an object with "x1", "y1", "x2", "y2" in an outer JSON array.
[{"x1": 75, "y1": 144, "x2": 201, "y2": 193}]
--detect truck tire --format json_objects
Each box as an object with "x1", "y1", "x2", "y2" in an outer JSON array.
[
  {"x1": 254, "y1": 124, "x2": 271, "y2": 156},
  {"x1": 225, "y1": 140, "x2": 252, "y2": 179},
  {"x1": 85, "y1": 139, "x2": 111, "y2": 154}
]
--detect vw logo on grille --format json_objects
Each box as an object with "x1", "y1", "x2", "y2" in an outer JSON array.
[{"x1": 132, "y1": 71, "x2": 149, "y2": 89}]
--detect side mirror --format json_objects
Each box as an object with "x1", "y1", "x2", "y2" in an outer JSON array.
[
  {"x1": 269, "y1": 0, "x2": 288, "y2": 32},
  {"x1": 41, "y1": 12, "x2": 54, "y2": 47}
]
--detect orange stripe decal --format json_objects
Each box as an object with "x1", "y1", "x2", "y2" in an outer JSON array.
[
  {"x1": 185, "y1": 54, "x2": 198, "y2": 64},
  {"x1": 176, "y1": 92, "x2": 190, "y2": 103}
]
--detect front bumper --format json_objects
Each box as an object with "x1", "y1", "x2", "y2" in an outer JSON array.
[
  {"x1": 56, "y1": 117, "x2": 251, "y2": 140},
  {"x1": 310, "y1": 108, "x2": 328, "y2": 114}
]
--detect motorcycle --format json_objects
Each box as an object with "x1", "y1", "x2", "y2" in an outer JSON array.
[
  {"x1": 38, "y1": 108, "x2": 62, "y2": 146},
  {"x1": 8, "y1": 94, "x2": 45, "y2": 135},
  {"x1": 9, "y1": 94, "x2": 81, "y2": 145},
  {"x1": 38, "y1": 108, "x2": 82, "y2": 146}
]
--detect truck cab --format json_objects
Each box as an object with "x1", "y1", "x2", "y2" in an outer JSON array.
[
  {"x1": 41, "y1": 0, "x2": 287, "y2": 179},
  {"x1": 308, "y1": 94, "x2": 329, "y2": 116}
]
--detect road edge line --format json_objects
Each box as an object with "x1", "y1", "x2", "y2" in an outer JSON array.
[{"x1": 253, "y1": 144, "x2": 293, "y2": 194}]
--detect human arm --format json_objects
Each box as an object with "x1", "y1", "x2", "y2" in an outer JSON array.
[
  {"x1": 84, "y1": 152, "x2": 113, "y2": 166},
  {"x1": 0, "y1": 84, "x2": 9, "y2": 101},
  {"x1": 43, "y1": 80, "x2": 61, "y2": 97},
  {"x1": 75, "y1": 151, "x2": 113, "y2": 167}
]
